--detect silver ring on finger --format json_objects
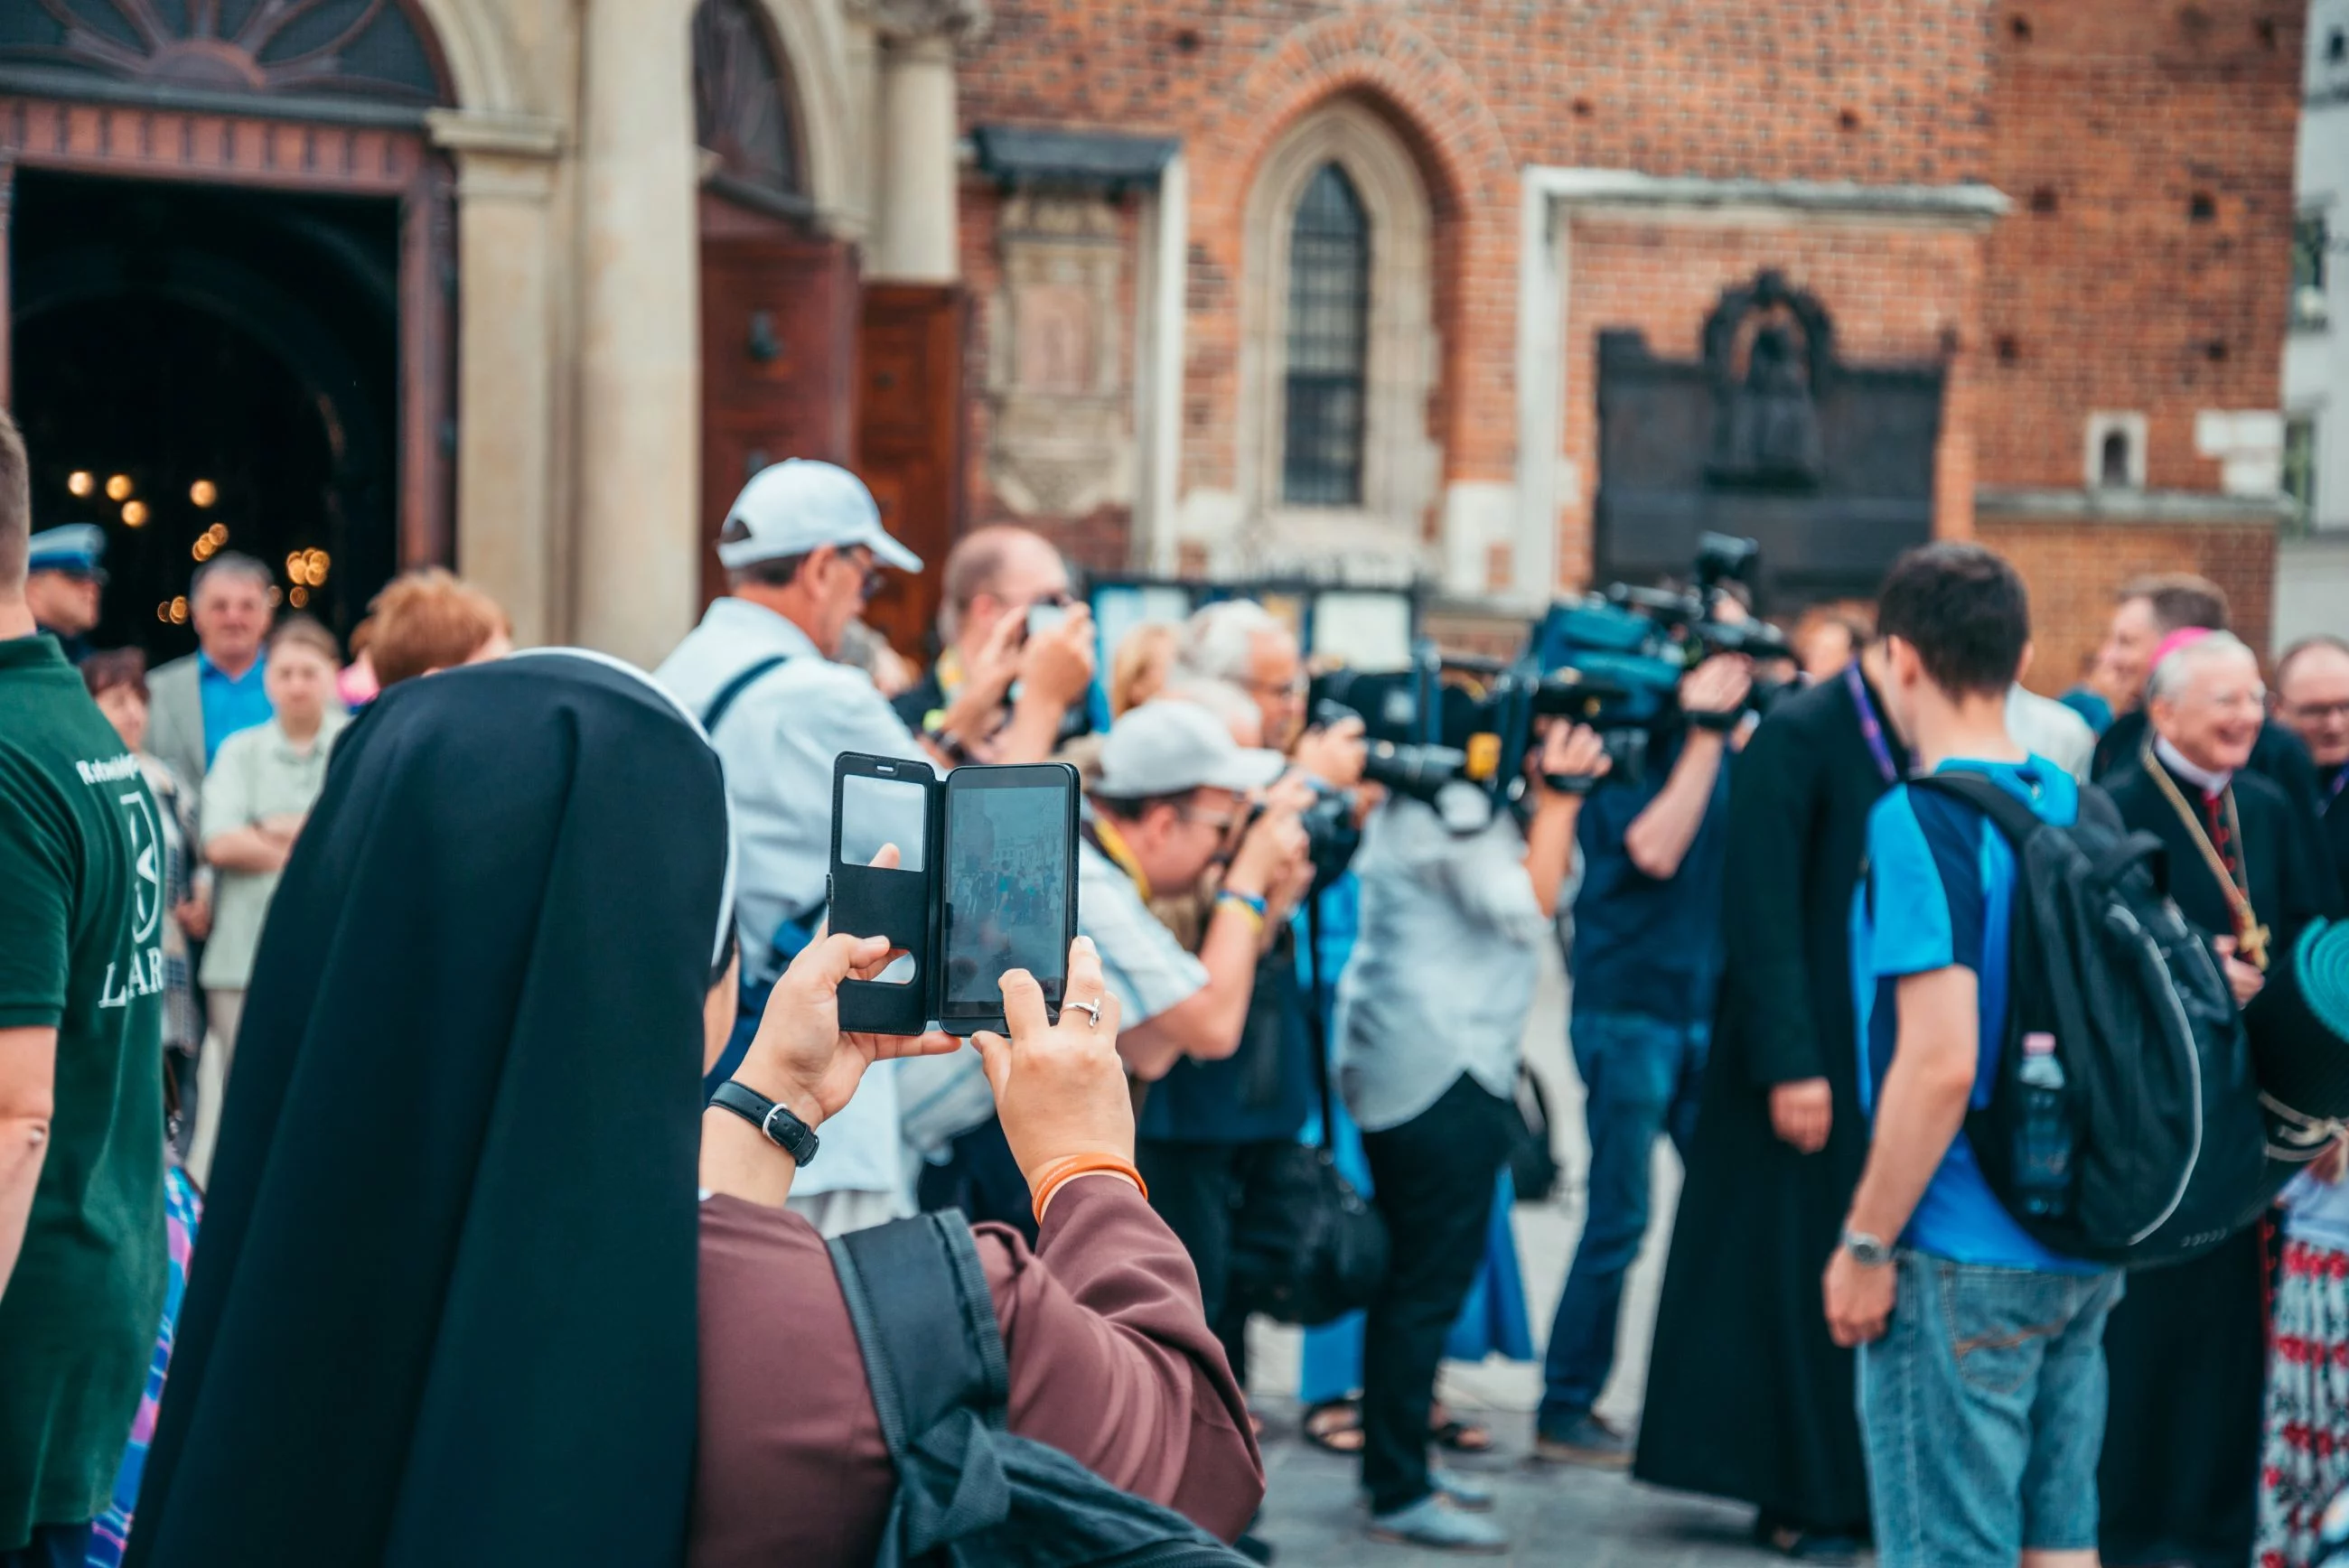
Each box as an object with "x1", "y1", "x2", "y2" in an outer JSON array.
[{"x1": 1075, "y1": 997, "x2": 1102, "y2": 1030}]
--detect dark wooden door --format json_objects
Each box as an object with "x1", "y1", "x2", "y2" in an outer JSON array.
[
  {"x1": 698, "y1": 224, "x2": 857, "y2": 605},
  {"x1": 856, "y1": 283, "x2": 964, "y2": 658}
]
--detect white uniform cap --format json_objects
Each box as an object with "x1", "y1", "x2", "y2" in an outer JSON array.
[
  {"x1": 715, "y1": 459, "x2": 922, "y2": 574},
  {"x1": 1093, "y1": 700, "x2": 1287, "y2": 800}
]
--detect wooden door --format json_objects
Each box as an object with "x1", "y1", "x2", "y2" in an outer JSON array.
[
  {"x1": 697, "y1": 224, "x2": 857, "y2": 605},
  {"x1": 856, "y1": 283, "x2": 965, "y2": 658}
]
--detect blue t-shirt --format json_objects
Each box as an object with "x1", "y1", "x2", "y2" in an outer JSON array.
[
  {"x1": 1850, "y1": 755, "x2": 2098, "y2": 1274},
  {"x1": 197, "y1": 651, "x2": 273, "y2": 771},
  {"x1": 1569, "y1": 731, "x2": 1733, "y2": 1024}
]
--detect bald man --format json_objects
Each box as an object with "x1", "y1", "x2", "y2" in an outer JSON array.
[
  {"x1": 2275, "y1": 635, "x2": 2349, "y2": 901},
  {"x1": 894, "y1": 526, "x2": 1091, "y2": 741}
]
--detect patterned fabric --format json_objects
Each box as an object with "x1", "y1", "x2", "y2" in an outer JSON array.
[
  {"x1": 86, "y1": 1167, "x2": 200, "y2": 1568},
  {"x1": 136, "y1": 755, "x2": 201, "y2": 1055},
  {"x1": 2259, "y1": 1239, "x2": 2349, "y2": 1568}
]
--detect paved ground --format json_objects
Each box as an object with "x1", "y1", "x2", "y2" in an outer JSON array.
[{"x1": 1242, "y1": 951, "x2": 1780, "y2": 1564}]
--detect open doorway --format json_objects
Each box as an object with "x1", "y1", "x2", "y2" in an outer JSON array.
[{"x1": 11, "y1": 172, "x2": 400, "y2": 660}]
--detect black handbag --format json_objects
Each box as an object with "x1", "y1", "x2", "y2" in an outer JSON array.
[
  {"x1": 1225, "y1": 905, "x2": 1390, "y2": 1328},
  {"x1": 1507, "y1": 1063, "x2": 1563, "y2": 1205}
]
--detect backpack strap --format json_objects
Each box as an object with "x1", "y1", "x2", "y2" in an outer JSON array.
[
  {"x1": 830, "y1": 1213, "x2": 1015, "y2": 1561},
  {"x1": 700, "y1": 653, "x2": 794, "y2": 735},
  {"x1": 1906, "y1": 770, "x2": 2051, "y2": 846}
]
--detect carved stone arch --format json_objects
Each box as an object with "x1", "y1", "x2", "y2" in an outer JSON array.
[
  {"x1": 408, "y1": 0, "x2": 529, "y2": 115},
  {"x1": 1237, "y1": 96, "x2": 1437, "y2": 575}
]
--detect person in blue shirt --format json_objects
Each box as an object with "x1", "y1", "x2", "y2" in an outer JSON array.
[
  {"x1": 1536, "y1": 651, "x2": 1749, "y2": 1468},
  {"x1": 1826, "y1": 542, "x2": 2123, "y2": 1568},
  {"x1": 146, "y1": 555, "x2": 278, "y2": 792}
]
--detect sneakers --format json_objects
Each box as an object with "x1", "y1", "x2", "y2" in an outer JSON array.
[
  {"x1": 1367, "y1": 1494, "x2": 1509, "y2": 1554},
  {"x1": 1530, "y1": 1411, "x2": 1633, "y2": 1469},
  {"x1": 1429, "y1": 1468, "x2": 1495, "y2": 1512}
]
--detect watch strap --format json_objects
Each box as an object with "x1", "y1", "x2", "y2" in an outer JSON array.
[
  {"x1": 710, "y1": 1080, "x2": 821, "y2": 1166},
  {"x1": 1839, "y1": 1227, "x2": 1893, "y2": 1266}
]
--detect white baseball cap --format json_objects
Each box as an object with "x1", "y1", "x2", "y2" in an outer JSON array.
[
  {"x1": 715, "y1": 459, "x2": 923, "y2": 574},
  {"x1": 1093, "y1": 700, "x2": 1287, "y2": 800}
]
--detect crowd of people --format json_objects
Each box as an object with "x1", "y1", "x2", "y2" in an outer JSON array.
[{"x1": 7, "y1": 393, "x2": 2349, "y2": 1568}]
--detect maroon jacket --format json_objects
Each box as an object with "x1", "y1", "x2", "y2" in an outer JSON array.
[{"x1": 690, "y1": 1176, "x2": 1265, "y2": 1564}]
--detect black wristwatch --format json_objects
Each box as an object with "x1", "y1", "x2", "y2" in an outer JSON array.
[{"x1": 709, "y1": 1080, "x2": 821, "y2": 1166}]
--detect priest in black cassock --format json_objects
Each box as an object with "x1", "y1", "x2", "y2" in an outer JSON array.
[
  {"x1": 2099, "y1": 629, "x2": 2331, "y2": 1568},
  {"x1": 1633, "y1": 645, "x2": 1910, "y2": 1560}
]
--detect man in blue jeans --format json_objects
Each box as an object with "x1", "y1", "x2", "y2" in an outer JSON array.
[
  {"x1": 1537, "y1": 652, "x2": 1751, "y2": 1465},
  {"x1": 1824, "y1": 542, "x2": 2121, "y2": 1568}
]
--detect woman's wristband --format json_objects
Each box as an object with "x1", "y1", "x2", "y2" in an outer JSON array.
[{"x1": 1030, "y1": 1153, "x2": 1148, "y2": 1222}]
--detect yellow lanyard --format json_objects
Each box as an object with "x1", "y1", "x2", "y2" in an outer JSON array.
[{"x1": 1089, "y1": 815, "x2": 1152, "y2": 902}]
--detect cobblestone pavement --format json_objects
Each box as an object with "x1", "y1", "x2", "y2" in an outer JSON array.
[{"x1": 1243, "y1": 955, "x2": 1789, "y2": 1564}]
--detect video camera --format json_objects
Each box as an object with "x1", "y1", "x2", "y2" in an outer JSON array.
[{"x1": 1305, "y1": 533, "x2": 1792, "y2": 822}]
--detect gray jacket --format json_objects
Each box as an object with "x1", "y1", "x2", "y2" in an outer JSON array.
[{"x1": 147, "y1": 653, "x2": 207, "y2": 794}]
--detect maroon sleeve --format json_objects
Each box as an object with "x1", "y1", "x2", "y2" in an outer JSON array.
[{"x1": 978, "y1": 1174, "x2": 1267, "y2": 1541}]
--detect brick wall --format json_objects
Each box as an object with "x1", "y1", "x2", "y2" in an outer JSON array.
[
  {"x1": 1979, "y1": 515, "x2": 2279, "y2": 692},
  {"x1": 1977, "y1": 0, "x2": 2302, "y2": 491}
]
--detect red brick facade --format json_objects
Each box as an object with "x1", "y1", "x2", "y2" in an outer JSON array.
[{"x1": 952, "y1": 0, "x2": 2301, "y2": 661}]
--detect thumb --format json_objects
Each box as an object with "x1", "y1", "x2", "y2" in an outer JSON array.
[{"x1": 972, "y1": 1030, "x2": 1013, "y2": 1100}]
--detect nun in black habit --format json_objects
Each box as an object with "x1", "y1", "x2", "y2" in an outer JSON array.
[
  {"x1": 2096, "y1": 630, "x2": 2330, "y2": 1568},
  {"x1": 1633, "y1": 655, "x2": 1910, "y2": 1555}
]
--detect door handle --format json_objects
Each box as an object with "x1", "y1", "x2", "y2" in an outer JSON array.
[{"x1": 747, "y1": 311, "x2": 781, "y2": 364}]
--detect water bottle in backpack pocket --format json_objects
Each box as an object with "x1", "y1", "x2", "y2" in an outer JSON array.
[{"x1": 2011, "y1": 1031, "x2": 2073, "y2": 1219}]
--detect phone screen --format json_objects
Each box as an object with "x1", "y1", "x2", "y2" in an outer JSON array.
[
  {"x1": 1025, "y1": 602, "x2": 1072, "y2": 639},
  {"x1": 838, "y1": 774, "x2": 928, "y2": 873},
  {"x1": 942, "y1": 779, "x2": 1071, "y2": 1014}
]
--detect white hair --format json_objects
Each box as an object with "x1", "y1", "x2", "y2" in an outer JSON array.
[
  {"x1": 2148, "y1": 629, "x2": 2262, "y2": 706},
  {"x1": 1159, "y1": 678, "x2": 1263, "y2": 746},
  {"x1": 1178, "y1": 600, "x2": 1289, "y2": 686}
]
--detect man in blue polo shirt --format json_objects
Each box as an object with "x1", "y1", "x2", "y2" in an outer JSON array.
[
  {"x1": 1537, "y1": 649, "x2": 1751, "y2": 1466},
  {"x1": 1825, "y1": 543, "x2": 2120, "y2": 1568},
  {"x1": 148, "y1": 555, "x2": 276, "y2": 791}
]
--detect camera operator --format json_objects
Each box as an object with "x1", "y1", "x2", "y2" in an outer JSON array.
[
  {"x1": 657, "y1": 462, "x2": 1094, "y2": 1237},
  {"x1": 1334, "y1": 717, "x2": 1608, "y2": 1552},
  {"x1": 1537, "y1": 652, "x2": 1750, "y2": 1470},
  {"x1": 1079, "y1": 700, "x2": 1308, "y2": 1086},
  {"x1": 1179, "y1": 600, "x2": 1368, "y2": 789}
]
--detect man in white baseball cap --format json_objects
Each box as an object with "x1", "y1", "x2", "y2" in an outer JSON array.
[
  {"x1": 1078, "y1": 698, "x2": 1306, "y2": 1082},
  {"x1": 655, "y1": 460, "x2": 1091, "y2": 1237}
]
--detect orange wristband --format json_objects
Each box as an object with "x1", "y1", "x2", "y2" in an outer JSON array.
[{"x1": 1030, "y1": 1153, "x2": 1147, "y2": 1223}]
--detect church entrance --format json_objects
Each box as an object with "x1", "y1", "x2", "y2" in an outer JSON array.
[
  {"x1": 0, "y1": 0, "x2": 454, "y2": 660},
  {"x1": 12, "y1": 174, "x2": 400, "y2": 656}
]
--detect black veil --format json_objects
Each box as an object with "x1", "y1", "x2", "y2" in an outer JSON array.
[{"x1": 127, "y1": 652, "x2": 734, "y2": 1567}]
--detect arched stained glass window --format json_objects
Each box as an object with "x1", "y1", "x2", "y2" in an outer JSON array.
[
  {"x1": 693, "y1": 0, "x2": 801, "y2": 201},
  {"x1": 1281, "y1": 163, "x2": 1371, "y2": 507}
]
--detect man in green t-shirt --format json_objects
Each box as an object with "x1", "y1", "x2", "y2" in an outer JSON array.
[{"x1": 0, "y1": 410, "x2": 166, "y2": 1564}]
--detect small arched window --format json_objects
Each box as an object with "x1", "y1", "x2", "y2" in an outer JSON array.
[{"x1": 1280, "y1": 164, "x2": 1371, "y2": 507}]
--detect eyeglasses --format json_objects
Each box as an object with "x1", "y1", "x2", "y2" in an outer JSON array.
[
  {"x1": 1179, "y1": 807, "x2": 1241, "y2": 835},
  {"x1": 2288, "y1": 698, "x2": 2349, "y2": 724},
  {"x1": 842, "y1": 548, "x2": 886, "y2": 603}
]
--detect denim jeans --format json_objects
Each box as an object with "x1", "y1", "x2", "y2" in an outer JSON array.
[
  {"x1": 1539, "y1": 1009, "x2": 1707, "y2": 1428},
  {"x1": 1858, "y1": 1250, "x2": 2125, "y2": 1568}
]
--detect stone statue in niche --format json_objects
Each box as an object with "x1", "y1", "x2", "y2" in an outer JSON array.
[{"x1": 1705, "y1": 270, "x2": 1831, "y2": 490}]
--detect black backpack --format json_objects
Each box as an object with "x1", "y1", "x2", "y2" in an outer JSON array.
[
  {"x1": 828, "y1": 1212, "x2": 1254, "y2": 1568},
  {"x1": 1908, "y1": 772, "x2": 2271, "y2": 1268}
]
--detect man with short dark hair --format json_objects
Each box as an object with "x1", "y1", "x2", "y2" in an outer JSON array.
[
  {"x1": 23, "y1": 525, "x2": 106, "y2": 664},
  {"x1": 2275, "y1": 634, "x2": 2349, "y2": 897},
  {"x1": 0, "y1": 408, "x2": 167, "y2": 1567},
  {"x1": 147, "y1": 552, "x2": 278, "y2": 791},
  {"x1": 657, "y1": 462, "x2": 1094, "y2": 1237},
  {"x1": 1825, "y1": 542, "x2": 2119, "y2": 1568}
]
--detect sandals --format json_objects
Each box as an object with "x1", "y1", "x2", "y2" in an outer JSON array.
[
  {"x1": 1301, "y1": 1398, "x2": 1364, "y2": 1454},
  {"x1": 1297, "y1": 1398, "x2": 1494, "y2": 1457}
]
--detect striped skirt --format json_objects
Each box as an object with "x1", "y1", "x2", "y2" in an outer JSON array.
[{"x1": 2259, "y1": 1238, "x2": 2349, "y2": 1568}]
